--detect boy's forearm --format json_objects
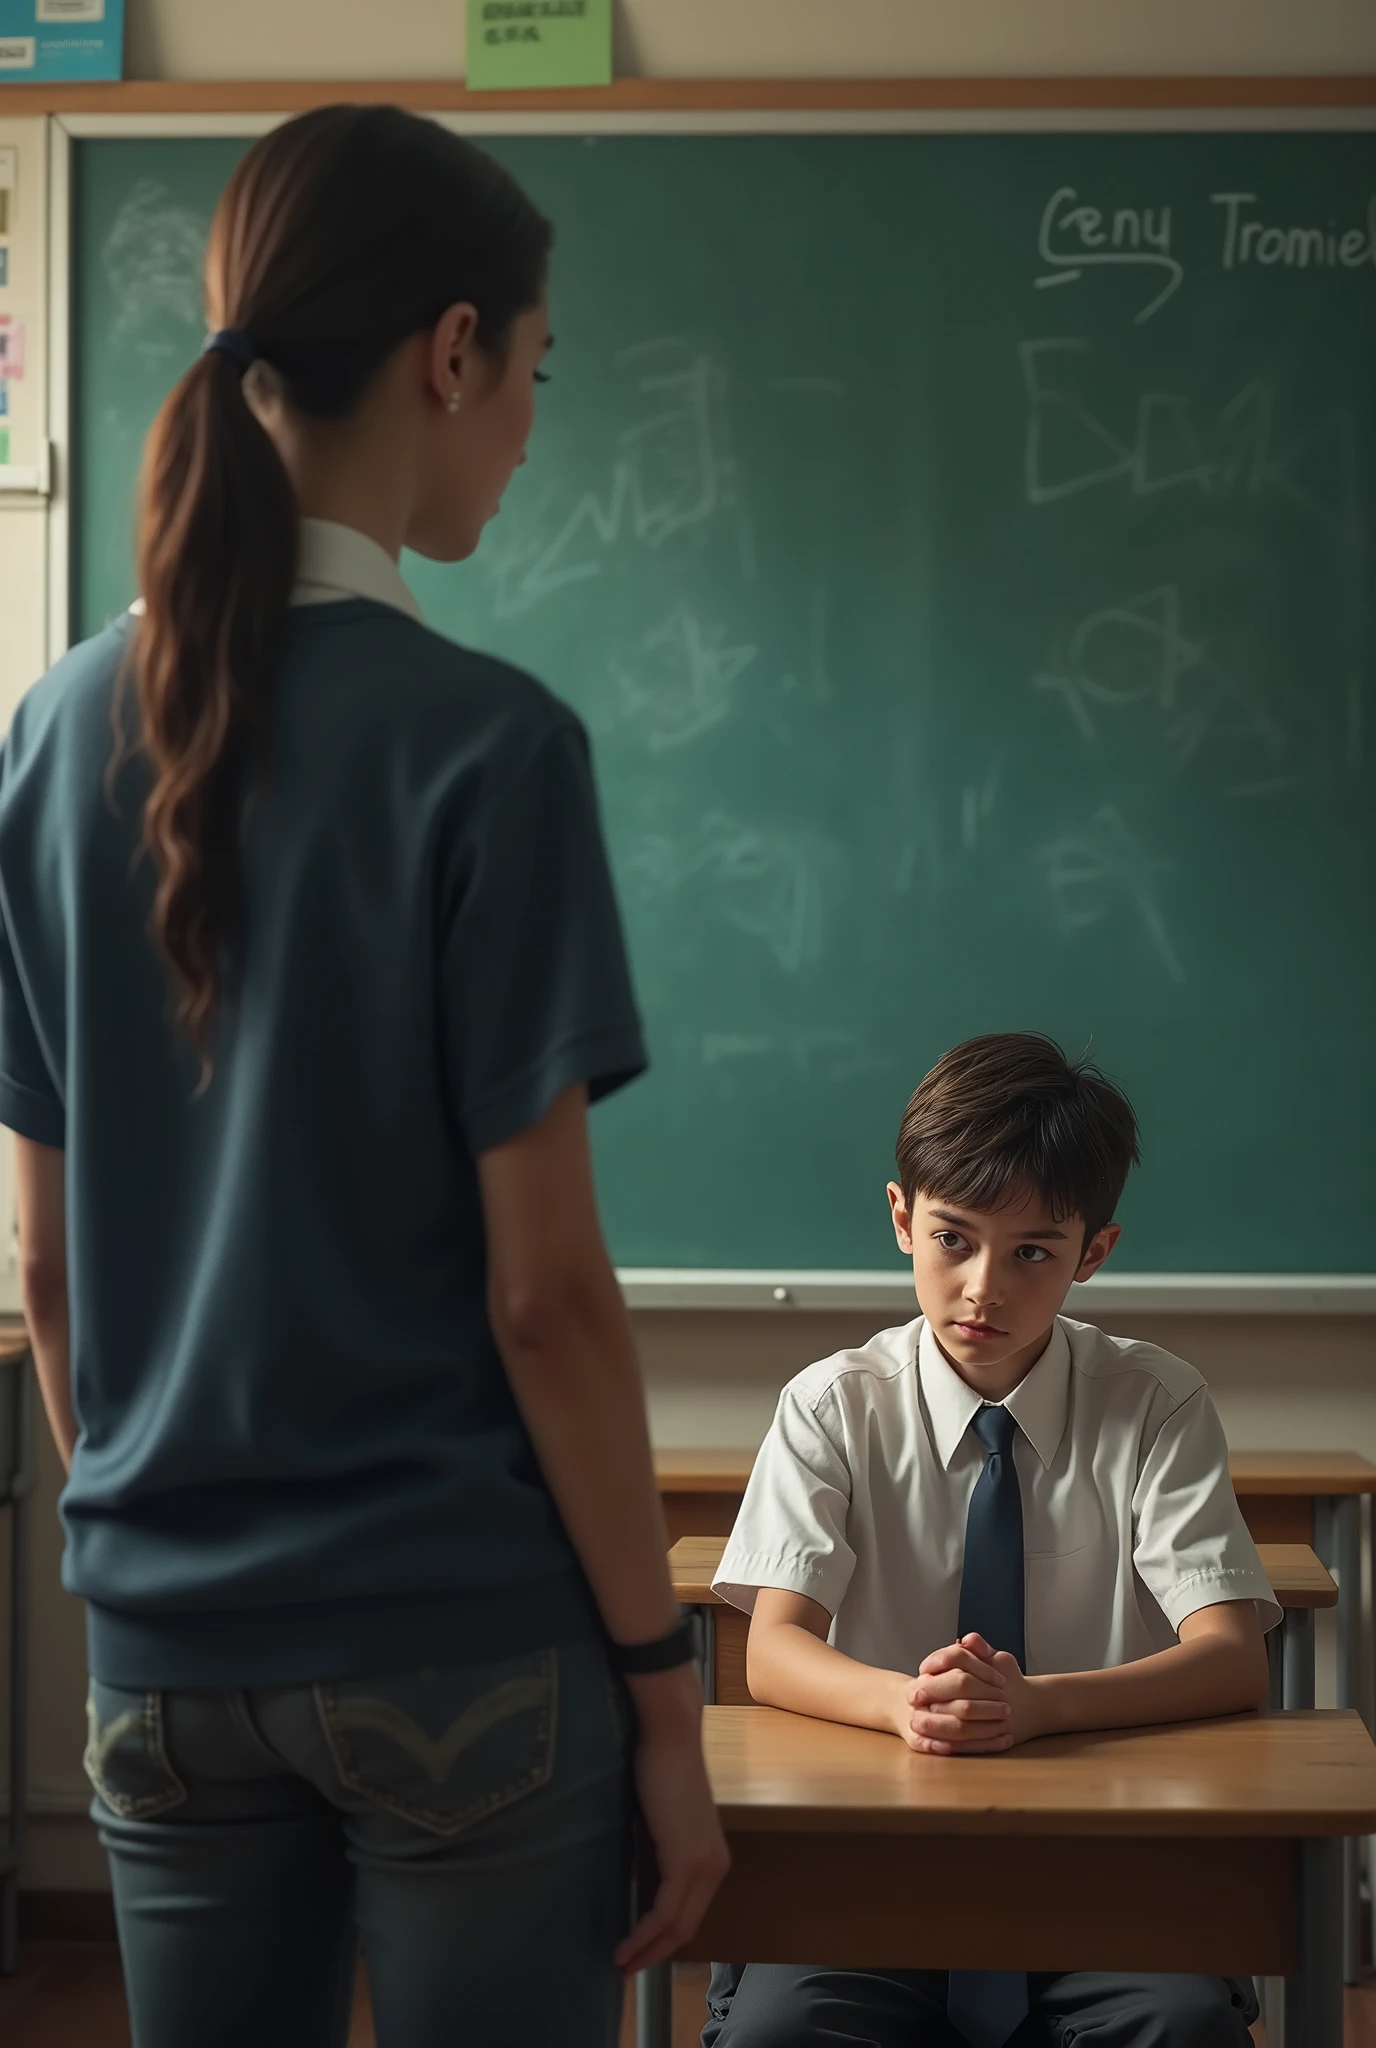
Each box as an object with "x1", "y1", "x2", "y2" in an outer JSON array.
[
  {"x1": 1031, "y1": 1631, "x2": 1268, "y2": 1737},
  {"x1": 747, "y1": 1621, "x2": 909, "y2": 1736}
]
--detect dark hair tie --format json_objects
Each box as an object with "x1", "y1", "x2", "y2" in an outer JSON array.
[{"x1": 201, "y1": 328, "x2": 257, "y2": 375}]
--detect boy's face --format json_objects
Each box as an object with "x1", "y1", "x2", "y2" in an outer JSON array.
[{"x1": 887, "y1": 1180, "x2": 1120, "y2": 1397}]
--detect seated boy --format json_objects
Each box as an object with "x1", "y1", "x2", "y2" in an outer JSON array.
[{"x1": 705, "y1": 1031, "x2": 1276, "y2": 2048}]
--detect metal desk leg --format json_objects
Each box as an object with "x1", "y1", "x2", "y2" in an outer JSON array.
[
  {"x1": 1285, "y1": 1838, "x2": 1343, "y2": 2048},
  {"x1": 1283, "y1": 1608, "x2": 1315, "y2": 1711},
  {"x1": 1315, "y1": 1497, "x2": 1363, "y2": 1983},
  {"x1": 637, "y1": 1964, "x2": 674, "y2": 2048},
  {"x1": 1, "y1": 1355, "x2": 32, "y2": 1978},
  {"x1": 1267, "y1": 1625, "x2": 1285, "y2": 1709},
  {"x1": 691, "y1": 1604, "x2": 717, "y2": 1706},
  {"x1": 1261, "y1": 1974, "x2": 1285, "y2": 2048}
]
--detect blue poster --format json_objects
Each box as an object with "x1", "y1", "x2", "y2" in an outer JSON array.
[{"x1": 0, "y1": 0, "x2": 124, "y2": 81}]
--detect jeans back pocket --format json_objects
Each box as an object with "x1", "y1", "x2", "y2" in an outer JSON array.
[
  {"x1": 314, "y1": 1647, "x2": 557, "y2": 1837},
  {"x1": 83, "y1": 1682, "x2": 187, "y2": 1820}
]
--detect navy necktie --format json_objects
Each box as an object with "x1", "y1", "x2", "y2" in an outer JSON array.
[{"x1": 946, "y1": 1405, "x2": 1030, "y2": 2048}]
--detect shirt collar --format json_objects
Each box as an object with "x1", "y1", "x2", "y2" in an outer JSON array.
[
  {"x1": 293, "y1": 518, "x2": 423, "y2": 623},
  {"x1": 919, "y1": 1316, "x2": 1072, "y2": 1471},
  {"x1": 129, "y1": 519, "x2": 424, "y2": 626}
]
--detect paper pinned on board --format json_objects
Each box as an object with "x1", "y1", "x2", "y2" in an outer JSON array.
[
  {"x1": 467, "y1": 0, "x2": 612, "y2": 91},
  {"x1": 0, "y1": 315, "x2": 25, "y2": 379}
]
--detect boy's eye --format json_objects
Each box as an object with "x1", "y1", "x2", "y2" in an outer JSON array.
[
  {"x1": 1016, "y1": 1245, "x2": 1051, "y2": 1263},
  {"x1": 935, "y1": 1231, "x2": 968, "y2": 1252}
]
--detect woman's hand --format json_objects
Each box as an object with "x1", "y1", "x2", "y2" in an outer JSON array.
[{"x1": 614, "y1": 1664, "x2": 731, "y2": 1976}]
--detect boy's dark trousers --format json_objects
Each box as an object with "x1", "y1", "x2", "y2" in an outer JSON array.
[{"x1": 701, "y1": 1962, "x2": 1260, "y2": 2046}]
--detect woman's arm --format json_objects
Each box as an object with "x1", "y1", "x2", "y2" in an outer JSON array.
[
  {"x1": 477, "y1": 1082, "x2": 728, "y2": 1971},
  {"x1": 13, "y1": 1135, "x2": 75, "y2": 1471}
]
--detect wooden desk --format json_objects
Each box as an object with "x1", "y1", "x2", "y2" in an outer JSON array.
[
  {"x1": 638, "y1": 1706, "x2": 1376, "y2": 2048},
  {"x1": 659, "y1": 1447, "x2": 1376, "y2": 1549},
  {"x1": 659, "y1": 1443, "x2": 1376, "y2": 1980},
  {"x1": 655, "y1": 1451, "x2": 754, "y2": 1545},
  {"x1": 641, "y1": 1708, "x2": 1376, "y2": 2047},
  {"x1": 670, "y1": 1534, "x2": 1337, "y2": 1716}
]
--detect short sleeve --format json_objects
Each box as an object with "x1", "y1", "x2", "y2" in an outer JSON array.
[
  {"x1": 441, "y1": 719, "x2": 647, "y2": 1157},
  {"x1": 1132, "y1": 1387, "x2": 1281, "y2": 1635},
  {"x1": 712, "y1": 1381, "x2": 857, "y2": 1619},
  {"x1": 0, "y1": 891, "x2": 64, "y2": 1148}
]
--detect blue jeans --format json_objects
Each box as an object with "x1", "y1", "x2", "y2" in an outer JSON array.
[{"x1": 84, "y1": 1638, "x2": 631, "y2": 2048}]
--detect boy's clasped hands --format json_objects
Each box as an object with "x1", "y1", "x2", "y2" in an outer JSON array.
[{"x1": 898, "y1": 1629, "x2": 1043, "y2": 1755}]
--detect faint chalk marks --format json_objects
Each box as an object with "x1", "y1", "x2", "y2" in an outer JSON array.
[
  {"x1": 1039, "y1": 803, "x2": 1186, "y2": 985},
  {"x1": 482, "y1": 339, "x2": 748, "y2": 616},
  {"x1": 102, "y1": 180, "x2": 209, "y2": 339},
  {"x1": 769, "y1": 376, "x2": 848, "y2": 398},
  {"x1": 605, "y1": 604, "x2": 757, "y2": 752},
  {"x1": 1033, "y1": 586, "x2": 1204, "y2": 743},
  {"x1": 627, "y1": 814, "x2": 841, "y2": 974},
  {"x1": 780, "y1": 586, "x2": 832, "y2": 705},
  {"x1": 1034, "y1": 584, "x2": 1290, "y2": 775},
  {"x1": 960, "y1": 757, "x2": 1003, "y2": 851},
  {"x1": 700, "y1": 1029, "x2": 891, "y2": 1082}
]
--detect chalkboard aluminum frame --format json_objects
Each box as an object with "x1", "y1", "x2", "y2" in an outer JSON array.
[{"x1": 38, "y1": 93, "x2": 1376, "y2": 1311}]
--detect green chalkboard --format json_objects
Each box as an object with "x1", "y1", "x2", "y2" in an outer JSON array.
[{"x1": 72, "y1": 130, "x2": 1376, "y2": 1272}]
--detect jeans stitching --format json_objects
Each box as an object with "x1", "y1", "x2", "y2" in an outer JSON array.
[
  {"x1": 312, "y1": 1649, "x2": 558, "y2": 1837},
  {"x1": 83, "y1": 1689, "x2": 187, "y2": 1820}
]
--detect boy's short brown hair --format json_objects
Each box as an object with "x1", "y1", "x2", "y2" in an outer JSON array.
[{"x1": 895, "y1": 1033, "x2": 1141, "y2": 1243}]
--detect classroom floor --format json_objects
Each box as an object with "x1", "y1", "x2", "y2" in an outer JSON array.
[{"x1": 0, "y1": 1953, "x2": 1371, "y2": 2045}]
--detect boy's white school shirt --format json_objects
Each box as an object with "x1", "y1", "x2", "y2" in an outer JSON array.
[{"x1": 713, "y1": 1314, "x2": 1281, "y2": 1676}]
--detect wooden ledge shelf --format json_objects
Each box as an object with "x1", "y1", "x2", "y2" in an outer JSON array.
[{"x1": 1, "y1": 75, "x2": 1374, "y2": 118}]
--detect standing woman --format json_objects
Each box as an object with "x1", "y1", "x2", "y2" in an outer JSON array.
[{"x1": 0, "y1": 106, "x2": 726, "y2": 2047}]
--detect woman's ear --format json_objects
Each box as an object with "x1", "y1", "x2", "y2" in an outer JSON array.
[
  {"x1": 1074, "y1": 1221, "x2": 1121, "y2": 1284},
  {"x1": 888, "y1": 1182, "x2": 915, "y2": 1256},
  {"x1": 426, "y1": 301, "x2": 481, "y2": 407}
]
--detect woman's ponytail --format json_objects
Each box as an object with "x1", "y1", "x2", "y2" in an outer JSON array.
[
  {"x1": 121, "y1": 104, "x2": 551, "y2": 1081},
  {"x1": 131, "y1": 341, "x2": 297, "y2": 1078}
]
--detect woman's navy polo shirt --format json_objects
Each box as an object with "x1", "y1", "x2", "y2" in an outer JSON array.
[{"x1": 0, "y1": 564, "x2": 647, "y2": 1688}]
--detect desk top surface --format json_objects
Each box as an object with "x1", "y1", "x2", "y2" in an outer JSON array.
[
  {"x1": 703, "y1": 1705, "x2": 1376, "y2": 1836},
  {"x1": 658, "y1": 1448, "x2": 1376, "y2": 1494},
  {"x1": 670, "y1": 1536, "x2": 1335, "y2": 1608}
]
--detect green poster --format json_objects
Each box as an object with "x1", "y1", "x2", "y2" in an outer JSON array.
[{"x1": 467, "y1": 0, "x2": 612, "y2": 89}]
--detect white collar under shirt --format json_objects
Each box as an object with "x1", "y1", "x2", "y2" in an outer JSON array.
[
  {"x1": 713, "y1": 1314, "x2": 1280, "y2": 1677},
  {"x1": 129, "y1": 518, "x2": 423, "y2": 625},
  {"x1": 293, "y1": 518, "x2": 423, "y2": 622}
]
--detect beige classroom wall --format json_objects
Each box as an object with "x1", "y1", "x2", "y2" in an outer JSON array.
[
  {"x1": 5, "y1": 1, "x2": 1376, "y2": 1892},
  {"x1": 123, "y1": 0, "x2": 1376, "y2": 84}
]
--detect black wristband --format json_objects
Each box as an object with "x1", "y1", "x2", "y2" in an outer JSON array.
[{"x1": 608, "y1": 1613, "x2": 696, "y2": 1675}]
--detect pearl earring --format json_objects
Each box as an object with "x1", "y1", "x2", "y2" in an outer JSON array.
[{"x1": 447, "y1": 392, "x2": 462, "y2": 414}]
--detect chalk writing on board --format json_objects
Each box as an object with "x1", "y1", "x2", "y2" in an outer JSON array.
[
  {"x1": 1212, "y1": 192, "x2": 1376, "y2": 274},
  {"x1": 479, "y1": 339, "x2": 747, "y2": 616},
  {"x1": 1033, "y1": 586, "x2": 1204, "y2": 742},
  {"x1": 102, "y1": 180, "x2": 208, "y2": 339},
  {"x1": 701, "y1": 1029, "x2": 891, "y2": 1081},
  {"x1": 1036, "y1": 186, "x2": 1183, "y2": 325},
  {"x1": 960, "y1": 758, "x2": 1003, "y2": 849},
  {"x1": 779, "y1": 585, "x2": 832, "y2": 705},
  {"x1": 626, "y1": 813, "x2": 840, "y2": 974},
  {"x1": 605, "y1": 602, "x2": 757, "y2": 751},
  {"x1": 1033, "y1": 584, "x2": 1291, "y2": 774},
  {"x1": 1020, "y1": 340, "x2": 1362, "y2": 539},
  {"x1": 1039, "y1": 803, "x2": 1186, "y2": 984}
]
